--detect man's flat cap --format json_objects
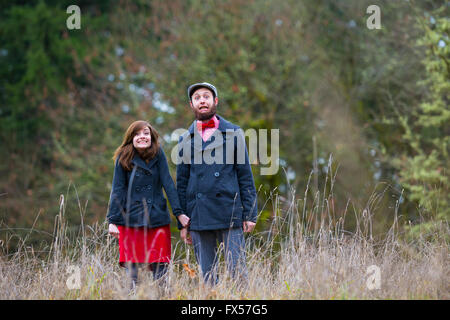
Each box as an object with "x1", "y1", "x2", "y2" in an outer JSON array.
[{"x1": 187, "y1": 82, "x2": 218, "y2": 101}]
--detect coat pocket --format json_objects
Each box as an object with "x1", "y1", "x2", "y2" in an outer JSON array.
[
  {"x1": 203, "y1": 191, "x2": 243, "y2": 226},
  {"x1": 186, "y1": 198, "x2": 196, "y2": 214}
]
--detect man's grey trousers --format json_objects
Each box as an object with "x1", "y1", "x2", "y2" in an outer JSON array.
[{"x1": 190, "y1": 227, "x2": 248, "y2": 285}]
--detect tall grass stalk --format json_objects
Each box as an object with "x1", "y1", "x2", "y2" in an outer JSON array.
[{"x1": 0, "y1": 167, "x2": 448, "y2": 299}]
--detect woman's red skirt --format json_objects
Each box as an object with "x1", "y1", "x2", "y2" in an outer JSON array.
[{"x1": 117, "y1": 224, "x2": 171, "y2": 267}]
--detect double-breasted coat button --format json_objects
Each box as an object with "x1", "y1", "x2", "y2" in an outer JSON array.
[
  {"x1": 197, "y1": 193, "x2": 202, "y2": 198},
  {"x1": 214, "y1": 172, "x2": 220, "y2": 177}
]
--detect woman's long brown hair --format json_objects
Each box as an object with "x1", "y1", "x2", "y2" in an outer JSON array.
[{"x1": 113, "y1": 120, "x2": 160, "y2": 171}]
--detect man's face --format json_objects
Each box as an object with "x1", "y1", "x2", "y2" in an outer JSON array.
[{"x1": 190, "y1": 87, "x2": 218, "y2": 121}]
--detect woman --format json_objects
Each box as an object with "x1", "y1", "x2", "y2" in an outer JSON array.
[{"x1": 106, "y1": 120, "x2": 189, "y2": 289}]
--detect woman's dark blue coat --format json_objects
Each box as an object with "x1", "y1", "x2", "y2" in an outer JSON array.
[{"x1": 106, "y1": 147, "x2": 183, "y2": 228}]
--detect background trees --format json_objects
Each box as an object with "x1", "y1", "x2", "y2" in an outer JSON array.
[{"x1": 1, "y1": 0, "x2": 448, "y2": 250}]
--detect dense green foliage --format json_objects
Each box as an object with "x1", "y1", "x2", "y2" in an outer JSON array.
[
  {"x1": 393, "y1": 4, "x2": 449, "y2": 237},
  {"x1": 0, "y1": 0, "x2": 448, "y2": 250}
]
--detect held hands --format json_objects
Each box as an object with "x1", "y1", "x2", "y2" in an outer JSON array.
[
  {"x1": 177, "y1": 214, "x2": 190, "y2": 228},
  {"x1": 108, "y1": 223, "x2": 120, "y2": 239},
  {"x1": 179, "y1": 214, "x2": 192, "y2": 245},
  {"x1": 180, "y1": 227, "x2": 192, "y2": 245}
]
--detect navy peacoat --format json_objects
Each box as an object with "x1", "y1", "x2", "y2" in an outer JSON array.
[
  {"x1": 107, "y1": 147, "x2": 184, "y2": 228},
  {"x1": 176, "y1": 115, "x2": 258, "y2": 231}
]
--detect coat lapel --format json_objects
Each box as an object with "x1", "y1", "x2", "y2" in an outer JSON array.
[
  {"x1": 132, "y1": 153, "x2": 158, "y2": 172},
  {"x1": 187, "y1": 115, "x2": 236, "y2": 152}
]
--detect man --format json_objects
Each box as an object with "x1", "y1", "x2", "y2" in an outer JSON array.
[{"x1": 176, "y1": 82, "x2": 257, "y2": 285}]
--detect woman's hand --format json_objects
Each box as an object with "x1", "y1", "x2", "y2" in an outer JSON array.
[
  {"x1": 177, "y1": 214, "x2": 190, "y2": 228},
  {"x1": 180, "y1": 227, "x2": 192, "y2": 245},
  {"x1": 108, "y1": 223, "x2": 120, "y2": 239}
]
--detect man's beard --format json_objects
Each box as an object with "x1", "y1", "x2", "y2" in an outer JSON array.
[{"x1": 194, "y1": 103, "x2": 217, "y2": 121}]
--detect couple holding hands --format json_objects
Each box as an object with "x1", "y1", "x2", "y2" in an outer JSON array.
[{"x1": 106, "y1": 82, "x2": 258, "y2": 289}]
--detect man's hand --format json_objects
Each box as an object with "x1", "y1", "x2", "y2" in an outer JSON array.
[
  {"x1": 243, "y1": 221, "x2": 256, "y2": 233},
  {"x1": 177, "y1": 214, "x2": 190, "y2": 228},
  {"x1": 180, "y1": 227, "x2": 192, "y2": 244},
  {"x1": 108, "y1": 223, "x2": 120, "y2": 239}
]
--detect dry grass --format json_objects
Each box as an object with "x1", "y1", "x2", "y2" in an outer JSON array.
[{"x1": 0, "y1": 180, "x2": 448, "y2": 300}]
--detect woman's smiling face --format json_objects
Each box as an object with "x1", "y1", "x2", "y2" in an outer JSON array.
[{"x1": 133, "y1": 126, "x2": 152, "y2": 150}]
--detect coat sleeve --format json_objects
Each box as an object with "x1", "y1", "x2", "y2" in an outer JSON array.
[
  {"x1": 234, "y1": 130, "x2": 258, "y2": 223},
  {"x1": 176, "y1": 135, "x2": 190, "y2": 229},
  {"x1": 106, "y1": 157, "x2": 127, "y2": 225},
  {"x1": 158, "y1": 147, "x2": 184, "y2": 220}
]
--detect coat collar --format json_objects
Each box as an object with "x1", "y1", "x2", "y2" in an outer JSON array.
[
  {"x1": 187, "y1": 114, "x2": 237, "y2": 136},
  {"x1": 131, "y1": 151, "x2": 158, "y2": 171},
  {"x1": 185, "y1": 115, "x2": 241, "y2": 152}
]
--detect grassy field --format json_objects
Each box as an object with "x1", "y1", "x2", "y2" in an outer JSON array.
[{"x1": 0, "y1": 185, "x2": 448, "y2": 300}]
